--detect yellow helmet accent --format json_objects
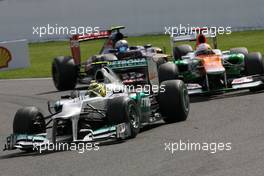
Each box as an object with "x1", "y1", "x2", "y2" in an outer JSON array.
[{"x1": 87, "y1": 82, "x2": 106, "y2": 97}]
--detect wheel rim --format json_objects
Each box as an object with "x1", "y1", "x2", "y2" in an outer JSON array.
[{"x1": 128, "y1": 104, "x2": 140, "y2": 129}]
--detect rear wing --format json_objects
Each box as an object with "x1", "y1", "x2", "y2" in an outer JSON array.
[
  {"x1": 70, "y1": 26, "x2": 125, "y2": 64},
  {"x1": 170, "y1": 28, "x2": 217, "y2": 49},
  {"x1": 71, "y1": 26, "x2": 125, "y2": 42},
  {"x1": 74, "y1": 30, "x2": 110, "y2": 42}
]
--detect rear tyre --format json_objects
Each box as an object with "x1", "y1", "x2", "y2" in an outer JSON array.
[
  {"x1": 13, "y1": 106, "x2": 46, "y2": 134},
  {"x1": 158, "y1": 80, "x2": 189, "y2": 123},
  {"x1": 230, "y1": 47, "x2": 248, "y2": 55},
  {"x1": 107, "y1": 97, "x2": 141, "y2": 138},
  {"x1": 158, "y1": 62, "x2": 179, "y2": 83},
  {"x1": 52, "y1": 56, "x2": 78, "y2": 91},
  {"x1": 244, "y1": 52, "x2": 264, "y2": 92},
  {"x1": 155, "y1": 57, "x2": 167, "y2": 68},
  {"x1": 173, "y1": 44, "x2": 193, "y2": 60}
]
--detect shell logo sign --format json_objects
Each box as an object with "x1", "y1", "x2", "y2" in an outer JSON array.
[
  {"x1": 0, "y1": 47, "x2": 12, "y2": 69},
  {"x1": 0, "y1": 39, "x2": 30, "y2": 71}
]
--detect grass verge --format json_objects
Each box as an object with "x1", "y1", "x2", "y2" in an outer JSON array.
[{"x1": 0, "y1": 30, "x2": 263, "y2": 79}]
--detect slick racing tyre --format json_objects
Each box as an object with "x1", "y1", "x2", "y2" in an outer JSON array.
[
  {"x1": 52, "y1": 56, "x2": 78, "y2": 91},
  {"x1": 173, "y1": 44, "x2": 193, "y2": 60},
  {"x1": 158, "y1": 62, "x2": 179, "y2": 83},
  {"x1": 230, "y1": 47, "x2": 248, "y2": 55},
  {"x1": 158, "y1": 80, "x2": 190, "y2": 123},
  {"x1": 155, "y1": 57, "x2": 167, "y2": 68},
  {"x1": 244, "y1": 52, "x2": 264, "y2": 92},
  {"x1": 107, "y1": 96, "x2": 141, "y2": 138},
  {"x1": 244, "y1": 52, "x2": 264, "y2": 75},
  {"x1": 13, "y1": 106, "x2": 46, "y2": 134}
]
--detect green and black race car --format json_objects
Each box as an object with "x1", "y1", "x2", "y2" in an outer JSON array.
[{"x1": 170, "y1": 29, "x2": 264, "y2": 95}]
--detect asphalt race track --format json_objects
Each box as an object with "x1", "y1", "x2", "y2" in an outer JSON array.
[{"x1": 0, "y1": 78, "x2": 264, "y2": 176}]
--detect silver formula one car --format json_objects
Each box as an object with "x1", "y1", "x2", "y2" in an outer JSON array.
[{"x1": 4, "y1": 57, "x2": 189, "y2": 152}]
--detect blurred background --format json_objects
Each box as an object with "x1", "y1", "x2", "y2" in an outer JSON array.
[{"x1": 0, "y1": 0, "x2": 263, "y2": 41}]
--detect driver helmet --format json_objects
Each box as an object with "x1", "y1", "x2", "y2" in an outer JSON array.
[
  {"x1": 115, "y1": 40, "x2": 129, "y2": 53},
  {"x1": 86, "y1": 81, "x2": 106, "y2": 97},
  {"x1": 196, "y1": 43, "x2": 212, "y2": 55}
]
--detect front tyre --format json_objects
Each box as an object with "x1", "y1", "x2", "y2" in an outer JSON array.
[
  {"x1": 244, "y1": 52, "x2": 264, "y2": 92},
  {"x1": 158, "y1": 80, "x2": 190, "y2": 123},
  {"x1": 13, "y1": 106, "x2": 46, "y2": 135},
  {"x1": 107, "y1": 97, "x2": 141, "y2": 138},
  {"x1": 244, "y1": 52, "x2": 264, "y2": 75}
]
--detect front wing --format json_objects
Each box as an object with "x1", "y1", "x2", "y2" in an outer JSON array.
[
  {"x1": 187, "y1": 75, "x2": 264, "y2": 95},
  {"x1": 4, "y1": 123, "x2": 129, "y2": 152}
]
